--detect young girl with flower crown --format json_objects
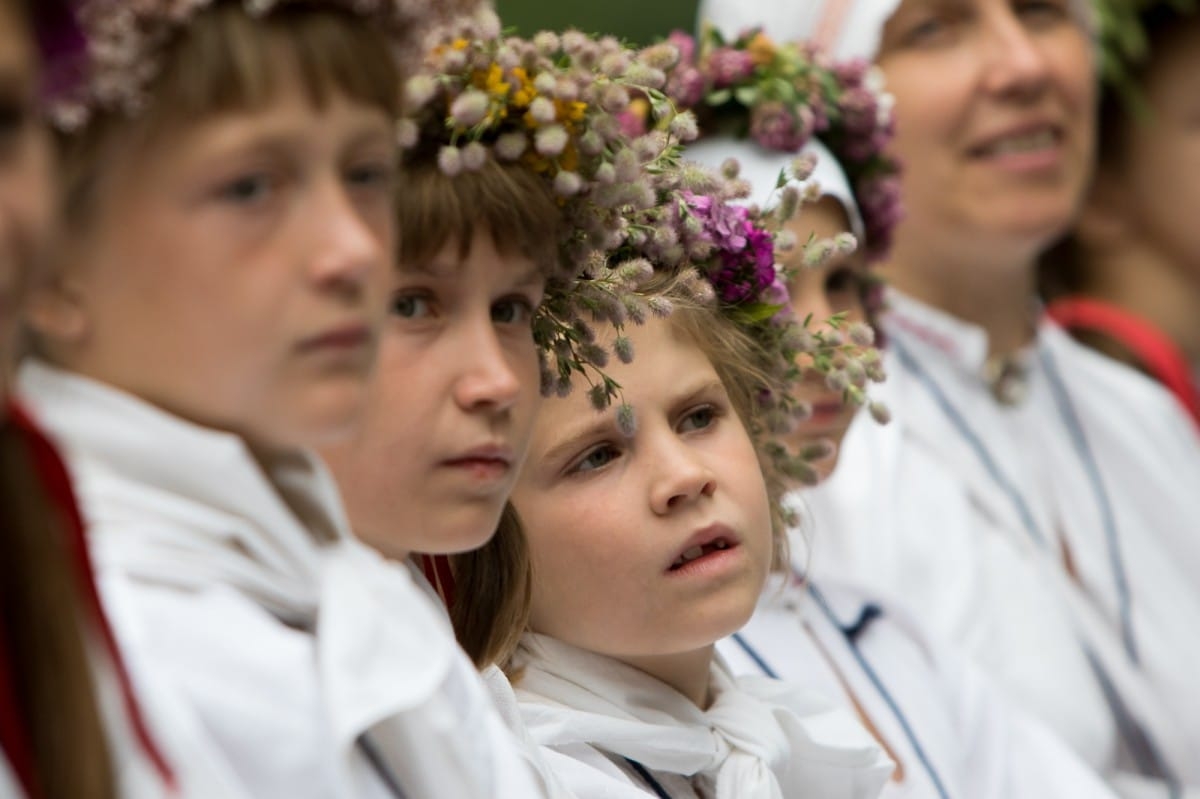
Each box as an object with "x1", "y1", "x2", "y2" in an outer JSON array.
[
  {"x1": 686, "y1": 132, "x2": 1122, "y2": 799},
  {"x1": 686, "y1": 2, "x2": 1200, "y2": 792},
  {"x1": 11, "y1": 2, "x2": 554, "y2": 797},
  {"x1": 438, "y1": 132, "x2": 898, "y2": 792}
]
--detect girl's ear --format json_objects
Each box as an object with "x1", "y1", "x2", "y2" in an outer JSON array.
[{"x1": 24, "y1": 262, "x2": 90, "y2": 346}]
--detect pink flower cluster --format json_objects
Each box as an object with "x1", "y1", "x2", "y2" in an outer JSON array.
[
  {"x1": 682, "y1": 192, "x2": 779, "y2": 305},
  {"x1": 654, "y1": 27, "x2": 903, "y2": 262}
]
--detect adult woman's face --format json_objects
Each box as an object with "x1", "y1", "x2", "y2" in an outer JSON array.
[{"x1": 877, "y1": 0, "x2": 1095, "y2": 264}]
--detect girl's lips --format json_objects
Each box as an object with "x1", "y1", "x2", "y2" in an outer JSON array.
[
  {"x1": 666, "y1": 522, "x2": 740, "y2": 573},
  {"x1": 298, "y1": 323, "x2": 372, "y2": 352}
]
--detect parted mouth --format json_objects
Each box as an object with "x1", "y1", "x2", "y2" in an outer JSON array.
[
  {"x1": 667, "y1": 523, "x2": 740, "y2": 572},
  {"x1": 968, "y1": 123, "x2": 1062, "y2": 159}
]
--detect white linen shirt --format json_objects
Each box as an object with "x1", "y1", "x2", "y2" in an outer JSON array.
[
  {"x1": 720, "y1": 576, "x2": 1122, "y2": 799},
  {"x1": 18, "y1": 361, "x2": 552, "y2": 799},
  {"x1": 801, "y1": 290, "x2": 1200, "y2": 788}
]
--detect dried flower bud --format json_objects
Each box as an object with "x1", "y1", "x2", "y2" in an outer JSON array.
[
  {"x1": 646, "y1": 296, "x2": 675, "y2": 318},
  {"x1": 869, "y1": 401, "x2": 891, "y2": 425},
  {"x1": 599, "y1": 52, "x2": 631, "y2": 78},
  {"x1": 449, "y1": 89, "x2": 490, "y2": 128},
  {"x1": 528, "y1": 96, "x2": 558, "y2": 124},
  {"x1": 535, "y1": 125, "x2": 569, "y2": 156},
  {"x1": 533, "y1": 72, "x2": 557, "y2": 94},
  {"x1": 579, "y1": 130, "x2": 606, "y2": 157},
  {"x1": 396, "y1": 118, "x2": 419, "y2": 150},
  {"x1": 720, "y1": 158, "x2": 741, "y2": 180},
  {"x1": 404, "y1": 74, "x2": 438, "y2": 109},
  {"x1": 848, "y1": 322, "x2": 875, "y2": 347},
  {"x1": 494, "y1": 131, "x2": 528, "y2": 161},
  {"x1": 790, "y1": 152, "x2": 818, "y2": 182},
  {"x1": 593, "y1": 162, "x2": 617, "y2": 185},
  {"x1": 617, "y1": 403, "x2": 637, "y2": 437},
  {"x1": 668, "y1": 111, "x2": 699, "y2": 142},
  {"x1": 589, "y1": 383, "x2": 609, "y2": 411},
  {"x1": 826, "y1": 370, "x2": 850, "y2": 393},
  {"x1": 438, "y1": 145, "x2": 463, "y2": 177},
  {"x1": 554, "y1": 170, "x2": 583, "y2": 197},
  {"x1": 776, "y1": 185, "x2": 801, "y2": 221},
  {"x1": 614, "y1": 336, "x2": 635, "y2": 364},
  {"x1": 533, "y1": 30, "x2": 560, "y2": 55},
  {"x1": 460, "y1": 142, "x2": 488, "y2": 171},
  {"x1": 599, "y1": 84, "x2": 630, "y2": 114},
  {"x1": 833, "y1": 232, "x2": 858, "y2": 256}
]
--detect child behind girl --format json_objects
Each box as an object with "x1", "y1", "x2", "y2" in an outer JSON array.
[{"x1": 690, "y1": 134, "x2": 1121, "y2": 799}]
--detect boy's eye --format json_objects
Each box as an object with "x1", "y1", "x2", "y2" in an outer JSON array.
[
  {"x1": 679, "y1": 406, "x2": 717, "y2": 433},
  {"x1": 492, "y1": 297, "x2": 535, "y2": 325},
  {"x1": 391, "y1": 293, "x2": 432, "y2": 319},
  {"x1": 573, "y1": 444, "x2": 620, "y2": 474}
]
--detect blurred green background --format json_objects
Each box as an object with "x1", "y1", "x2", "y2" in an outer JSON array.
[{"x1": 495, "y1": 0, "x2": 699, "y2": 45}]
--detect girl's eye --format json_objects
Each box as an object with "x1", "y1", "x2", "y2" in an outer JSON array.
[
  {"x1": 0, "y1": 100, "x2": 32, "y2": 152},
  {"x1": 679, "y1": 405, "x2": 718, "y2": 434},
  {"x1": 391, "y1": 293, "x2": 433, "y2": 319},
  {"x1": 572, "y1": 444, "x2": 620, "y2": 474},
  {"x1": 492, "y1": 297, "x2": 535, "y2": 325},
  {"x1": 217, "y1": 174, "x2": 273, "y2": 205},
  {"x1": 346, "y1": 160, "x2": 396, "y2": 191}
]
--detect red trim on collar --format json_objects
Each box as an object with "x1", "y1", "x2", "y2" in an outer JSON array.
[
  {"x1": 1047, "y1": 298, "x2": 1200, "y2": 429},
  {"x1": 419, "y1": 554, "x2": 457, "y2": 611},
  {"x1": 6, "y1": 401, "x2": 178, "y2": 791}
]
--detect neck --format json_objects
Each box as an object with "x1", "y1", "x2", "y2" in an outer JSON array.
[
  {"x1": 1082, "y1": 242, "x2": 1200, "y2": 366},
  {"x1": 884, "y1": 235, "x2": 1038, "y2": 356},
  {"x1": 621, "y1": 646, "x2": 715, "y2": 708}
]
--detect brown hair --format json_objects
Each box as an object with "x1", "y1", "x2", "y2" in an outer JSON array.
[
  {"x1": 57, "y1": 1, "x2": 400, "y2": 228},
  {"x1": 0, "y1": 423, "x2": 115, "y2": 799},
  {"x1": 394, "y1": 153, "x2": 563, "y2": 276},
  {"x1": 450, "y1": 276, "x2": 789, "y2": 669}
]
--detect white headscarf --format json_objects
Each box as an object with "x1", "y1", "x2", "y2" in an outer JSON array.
[
  {"x1": 695, "y1": 0, "x2": 901, "y2": 62},
  {"x1": 686, "y1": 135, "x2": 865, "y2": 240},
  {"x1": 695, "y1": 0, "x2": 1094, "y2": 62}
]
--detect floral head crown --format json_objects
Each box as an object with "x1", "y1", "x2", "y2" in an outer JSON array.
[
  {"x1": 642, "y1": 25, "x2": 902, "y2": 262},
  {"x1": 399, "y1": 10, "x2": 710, "y2": 409},
  {"x1": 404, "y1": 16, "x2": 884, "y2": 483},
  {"x1": 44, "y1": 0, "x2": 482, "y2": 131}
]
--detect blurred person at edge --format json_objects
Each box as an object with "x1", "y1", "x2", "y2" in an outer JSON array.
[
  {"x1": 0, "y1": 0, "x2": 184, "y2": 796},
  {"x1": 1041, "y1": 2, "x2": 1200, "y2": 428}
]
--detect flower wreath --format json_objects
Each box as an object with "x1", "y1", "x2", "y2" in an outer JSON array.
[
  {"x1": 404, "y1": 14, "x2": 885, "y2": 482},
  {"x1": 44, "y1": 0, "x2": 481, "y2": 131},
  {"x1": 644, "y1": 25, "x2": 903, "y2": 263}
]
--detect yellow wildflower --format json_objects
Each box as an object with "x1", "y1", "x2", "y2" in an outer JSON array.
[
  {"x1": 747, "y1": 31, "x2": 777, "y2": 67},
  {"x1": 511, "y1": 67, "x2": 536, "y2": 108}
]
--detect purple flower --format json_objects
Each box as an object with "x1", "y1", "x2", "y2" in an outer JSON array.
[
  {"x1": 667, "y1": 30, "x2": 697, "y2": 65},
  {"x1": 706, "y1": 47, "x2": 755, "y2": 89},
  {"x1": 834, "y1": 58, "x2": 870, "y2": 87},
  {"x1": 749, "y1": 101, "x2": 814, "y2": 153},
  {"x1": 839, "y1": 87, "x2": 879, "y2": 136},
  {"x1": 665, "y1": 65, "x2": 706, "y2": 109}
]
